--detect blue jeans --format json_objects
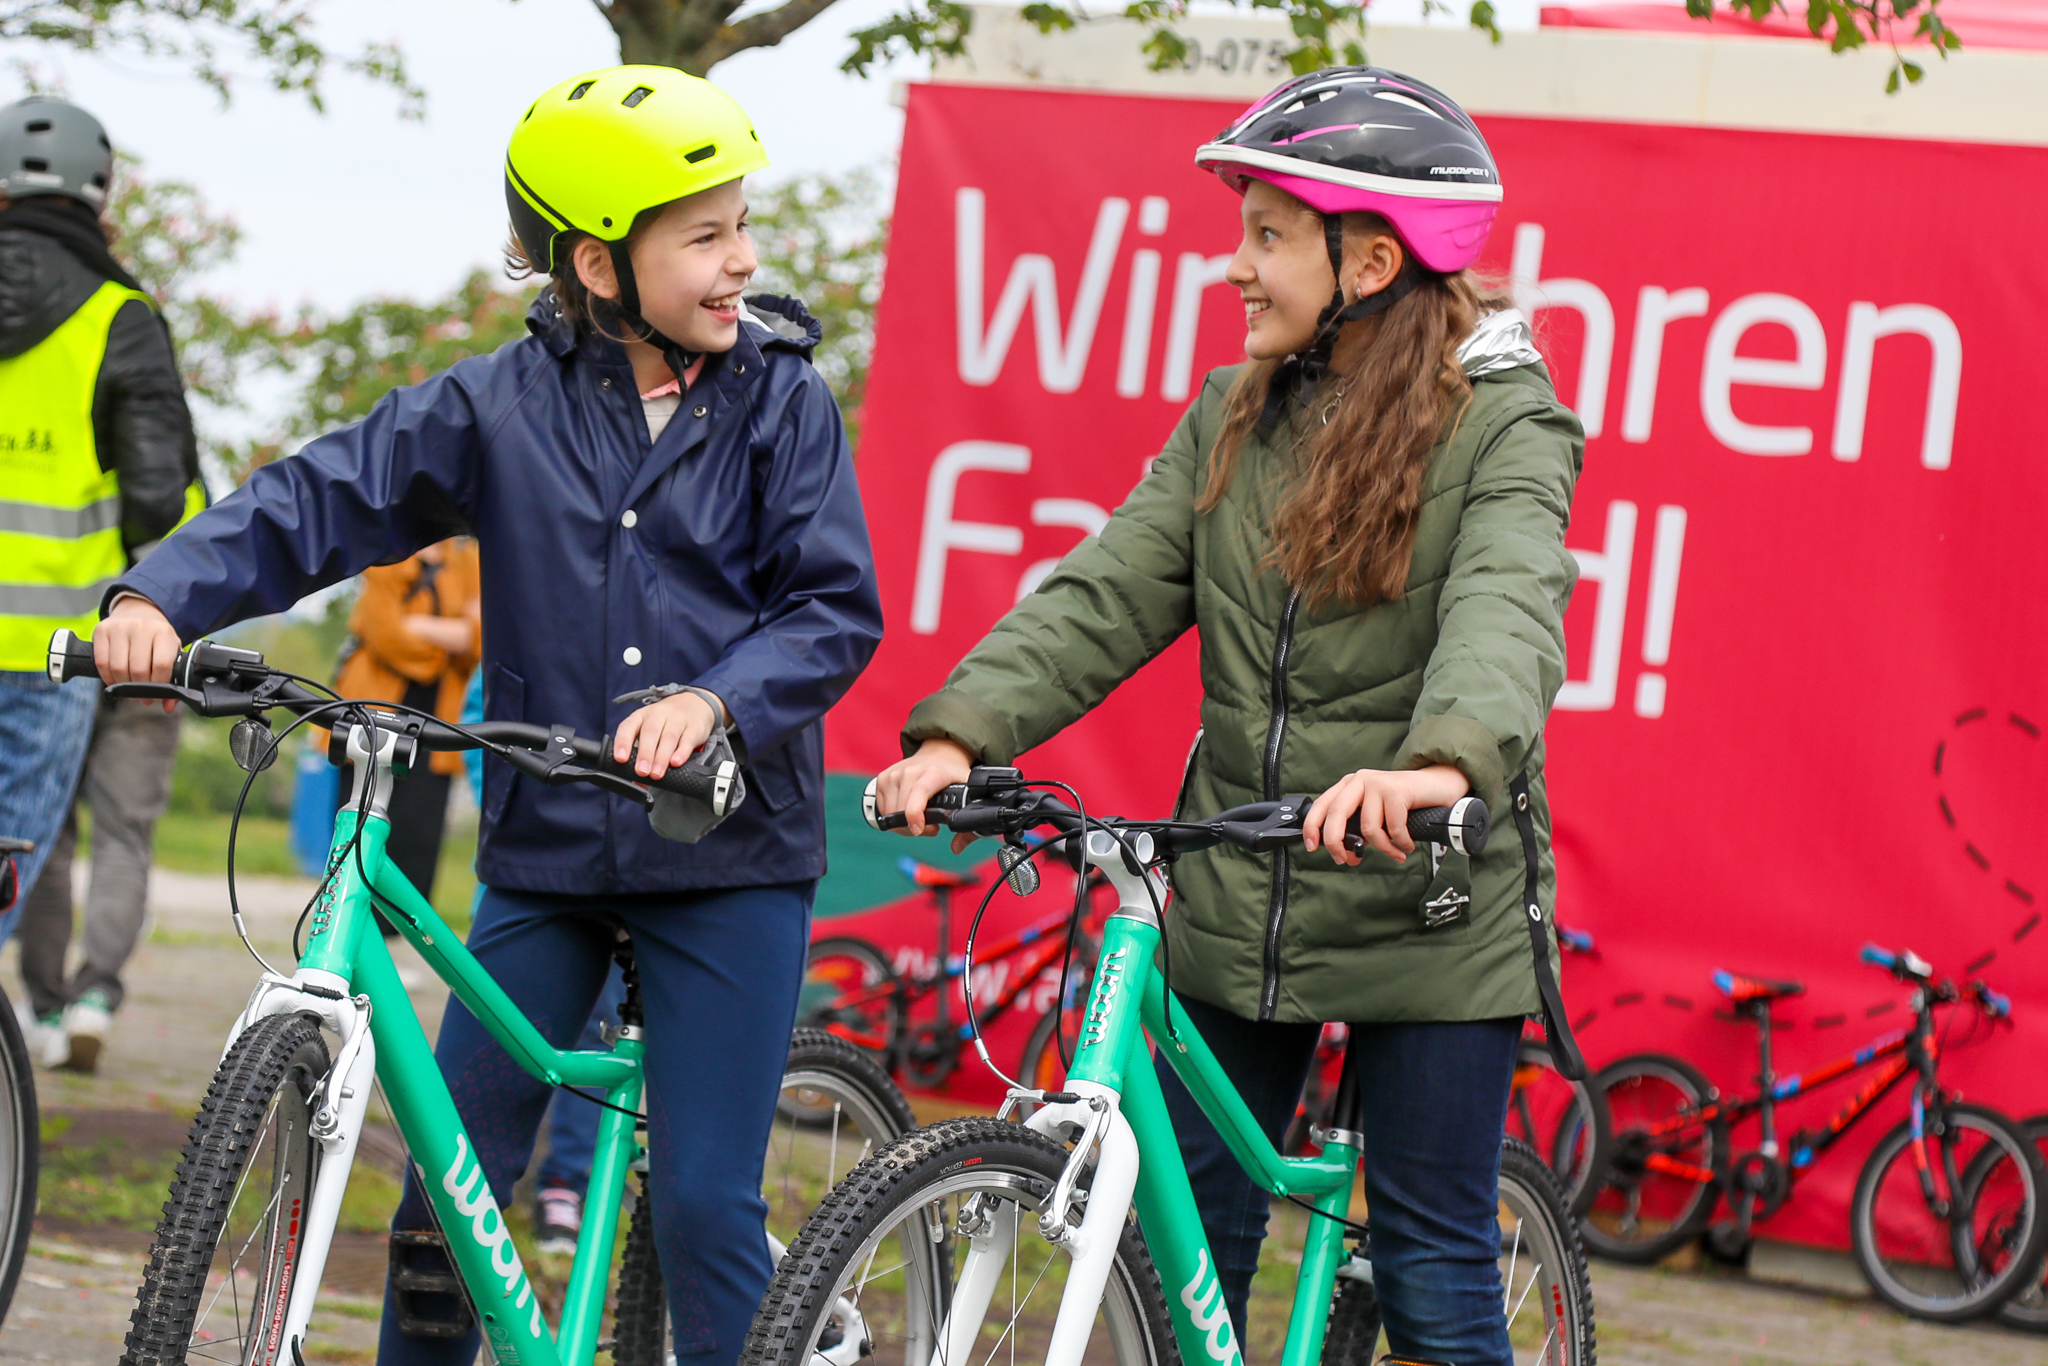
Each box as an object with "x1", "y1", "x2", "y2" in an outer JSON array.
[
  {"x1": 539, "y1": 961, "x2": 628, "y2": 1193},
  {"x1": 0, "y1": 671, "x2": 98, "y2": 947},
  {"x1": 379, "y1": 881, "x2": 814, "y2": 1366},
  {"x1": 1155, "y1": 995, "x2": 1521, "y2": 1366}
]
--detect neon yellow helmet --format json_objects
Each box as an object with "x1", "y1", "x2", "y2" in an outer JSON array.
[{"x1": 504, "y1": 65, "x2": 768, "y2": 331}]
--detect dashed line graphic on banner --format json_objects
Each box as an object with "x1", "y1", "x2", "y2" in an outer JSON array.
[{"x1": 1568, "y1": 705, "x2": 2040, "y2": 1037}]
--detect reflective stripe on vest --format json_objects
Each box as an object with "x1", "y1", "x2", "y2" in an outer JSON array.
[{"x1": 0, "y1": 279, "x2": 153, "y2": 671}]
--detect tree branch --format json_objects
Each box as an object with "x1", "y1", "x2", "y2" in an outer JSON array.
[{"x1": 702, "y1": 0, "x2": 844, "y2": 65}]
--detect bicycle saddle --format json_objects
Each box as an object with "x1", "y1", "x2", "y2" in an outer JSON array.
[
  {"x1": 1712, "y1": 970, "x2": 1806, "y2": 1004},
  {"x1": 896, "y1": 856, "x2": 977, "y2": 890}
]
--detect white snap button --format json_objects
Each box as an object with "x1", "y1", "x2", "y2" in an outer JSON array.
[
  {"x1": 622, "y1": 647, "x2": 642, "y2": 666},
  {"x1": 600, "y1": 377, "x2": 613, "y2": 390},
  {"x1": 692, "y1": 405, "x2": 707, "y2": 418},
  {"x1": 621, "y1": 509, "x2": 638, "y2": 529}
]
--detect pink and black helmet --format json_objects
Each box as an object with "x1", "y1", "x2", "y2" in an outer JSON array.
[{"x1": 1195, "y1": 67, "x2": 1502, "y2": 274}]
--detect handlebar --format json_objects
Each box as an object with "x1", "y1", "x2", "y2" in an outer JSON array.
[
  {"x1": 1861, "y1": 943, "x2": 1934, "y2": 981},
  {"x1": 48, "y1": 628, "x2": 724, "y2": 807},
  {"x1": 861, "y1": 767, "x2": 1490, "y2": 859}
]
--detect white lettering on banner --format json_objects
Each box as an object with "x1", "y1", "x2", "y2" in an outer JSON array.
[
  {"x1": 1634, "y1": 506, "x2": 1688, "y2": 719},
  {"x1": 1161, "y1": 251, "x2": 1234, "y2": 402},
  {"x1": 1700, "y1": 293, "x2": 1828, "y2": 455},
  {"x1": 1511, "y1": 223, "x2": 1613, "y2": 438},
  {"x1": 913, "y1": 442, "x2": 1030, "y2": 634},
  {"x1": 956, "y1": 189, "x2": 1130, "y2": 392},
  {"x1": 1621, "y1": 286, "x2": 1710, "y2": 444},
  {"x1": 1555, "y1": 500, "x2": 1636, "y2": 712},
  {"x1": 1832, "y1": 302, "x2": 1962, "y2": 470},
  {"x1": 1017, "y1": 498, "x2": 1112, "y2": 599},
  {"x1": 1117, "y1": 197, "x2": 1171, "y2": 399}
]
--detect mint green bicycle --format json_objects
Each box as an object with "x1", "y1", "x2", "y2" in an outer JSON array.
[
  {"x1": 744, "y1": 768, "x2": 1596, "y2": 1366},
  {"x1": 48, "y1": 631, "x2": 914, "y2": 1366}
]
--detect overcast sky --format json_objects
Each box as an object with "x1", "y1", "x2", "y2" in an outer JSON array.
[
  {"x1": 4, "y1": 1, "x2": 1550, "y2": 315},
  {"x1": 5, "y1": 0, "x2": 923, "y2": 313}
]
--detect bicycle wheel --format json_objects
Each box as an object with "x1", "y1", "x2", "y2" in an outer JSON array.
[
  {"x1": 1580, "y1": 1053, "x2": 1720, "y2": 1263},
  {"x1": 616, "y1": 1029, "x2": 919, "y2": 1366},
  {"x1": 801, "y1": 936, "x2": 906, "y2": 1060},
  {"x1": 1850, "y1": 1100, "x2": 2048, "y2": 1323},
  {"x1": 1978, "y1": 1114, "x2": 2048, "y2": 1331},
  {"x1": 1507, "y1": 1038, "x2": 1612, "y2": 1220},
  {"x1": 0, "y1": 983, "x2": 38, "y2": 1328},
  {"x1": 1497, "y1": 1139, "x2": 1597, "y2": 1365},
  {"x1": 1321, "y1": 1140, "x2": 1596, "y2": 1366},
  {"x1": 123, "y1": 1012, "x2": 330, "y2": 1366},
  {"x1": 741, "y1": 1118, "x2": 1179, "y2": 1366}
]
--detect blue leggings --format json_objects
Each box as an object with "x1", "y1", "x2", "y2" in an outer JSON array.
[
  {"x1": 378, "y1": 881, "x2": 813, "y2": 1366},
  {"x1": 1155, "y1": 996, "x2": 1520, "y2": 1366}
]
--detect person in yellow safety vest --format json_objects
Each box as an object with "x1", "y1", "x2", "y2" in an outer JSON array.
[{"x1": 0, "y1": 95, "x2": 199, "y2": 973}]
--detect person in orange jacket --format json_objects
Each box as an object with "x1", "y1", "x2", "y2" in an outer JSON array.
[{"x1": 320, "y1": 537, "x2": 479, "y2": 928}]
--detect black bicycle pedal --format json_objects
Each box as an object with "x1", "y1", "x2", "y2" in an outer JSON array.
[{"x1": 389, "y1": 1229, "x2": 476, "y2": 1338}]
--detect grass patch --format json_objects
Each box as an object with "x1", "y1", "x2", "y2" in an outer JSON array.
[
  {"x1": 38, "y1": 1112, "x2": 404, "y2": 1236},
  {"x1": 145, "y1": 810, "x2": 478, "y2": 933}
]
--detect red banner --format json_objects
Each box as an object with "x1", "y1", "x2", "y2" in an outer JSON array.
[{"x1": 827, "y1": 80, "x2": 2048, "y2": 1248}]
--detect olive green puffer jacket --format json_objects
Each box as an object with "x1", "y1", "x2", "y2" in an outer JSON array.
[{"x1": 903, "y1": 311, "x2": 1584, "y2": 1025}]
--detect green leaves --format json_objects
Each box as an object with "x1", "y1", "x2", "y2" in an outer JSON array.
[
  {"x1": 745, "y1": 168, "x2": 889, "y2": 443},
  {"x1": 1677, "y1": 2, "x2": 1959, "y2": 88},
  {"x1": 3, "y1": 1, "x2": 423, "y2": 116},
  {"x1": 841, "y1": 0, "x2": 974, "y2": 77}
]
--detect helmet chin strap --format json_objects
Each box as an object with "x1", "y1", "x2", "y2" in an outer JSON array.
[
  {"x1": 1258, "y1": 214, "x2": 1422, "y2": 430},
  {"x1": 604, "y1": 239, "x2": 702, "y2": 380}
]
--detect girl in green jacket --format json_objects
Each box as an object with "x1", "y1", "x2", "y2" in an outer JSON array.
[{"x1": 875, "y1": 69, "x2": 1583, "y2": 1365}]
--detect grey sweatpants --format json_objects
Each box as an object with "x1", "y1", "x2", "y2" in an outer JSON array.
[{"x1": 17, "y1": 696, "x2": 180, "y2": 1018}]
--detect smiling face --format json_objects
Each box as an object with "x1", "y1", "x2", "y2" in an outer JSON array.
[
  {"x1": 1223, "y1": 178, "x2": 1408, "y2": 361},
  {"x1": 1226, "y1": 179, "x2": 1339, "y2": 360},
  {"x1": 574, "y1": 177, "x2": 757, "y2": 353}
]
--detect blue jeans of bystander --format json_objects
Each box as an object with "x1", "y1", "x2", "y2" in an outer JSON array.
[{"x1": 0, "y1": 670, "x2": 99, "y2": 946}]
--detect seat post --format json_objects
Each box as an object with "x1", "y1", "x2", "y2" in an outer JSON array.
[{"x1": 1753, "y1": 1001, "x2": 1778, "y2": 1157}]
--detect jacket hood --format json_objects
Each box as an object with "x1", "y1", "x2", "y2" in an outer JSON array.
[
  {"x1": 523, "y1": 285, "x2": 823, "y2": 361},
  {"x1": 1458, "y1": 307, "x2": 1542, "y2": 380},
  {"x1": 0, "y1": 227, "x2": 99, "y2": 360}
]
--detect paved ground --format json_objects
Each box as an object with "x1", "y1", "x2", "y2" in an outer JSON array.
[{"x1": 0, "y1": 868, "x2": 2040, "y2": 1364}]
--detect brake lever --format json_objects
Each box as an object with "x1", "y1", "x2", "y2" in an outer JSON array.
[
  {"x1": 107, "y1": 681, "x2": 207, "y2": 708},
  {"x1": 500, "y1": 741, "x2": 654, "y2": 808}
]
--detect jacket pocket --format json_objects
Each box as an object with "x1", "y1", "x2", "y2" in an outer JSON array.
[
  {"x1": 482, "y1": 663, "x2": 524, "y2": 828},
  {"x1": 748, "y1": 742, "x2": 805, "y2": 815}
]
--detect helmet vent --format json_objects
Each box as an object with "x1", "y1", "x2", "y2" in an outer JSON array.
[
  {"x1": 1373, "y1": 91, "x2": 1436, "y2": 117},
  {"x1": 568, "y1": 81, "x2": 594, "y2": 101},
  {"x1": 22, "y1": 158, "x2": 47, "y2": 172},
  {"x1": 622, "y1": 86, "x2": 654, "y2": 108},
  {"x1": 684, "y1": 143, "x2": 716, "y2": 164},
  {"x1": 25, "y1": 120, "x2": 49, "y2": 134}
]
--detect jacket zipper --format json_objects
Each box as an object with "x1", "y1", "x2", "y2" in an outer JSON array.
[{"x1": 1259, "y1": 587, "x2": 1302, "y2": 1020}]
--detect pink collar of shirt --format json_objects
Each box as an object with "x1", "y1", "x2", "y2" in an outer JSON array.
[{"x1": 640, "y1": 377, "x2": 682, "y2": 400}]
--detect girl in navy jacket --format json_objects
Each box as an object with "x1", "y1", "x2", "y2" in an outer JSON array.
[{"x1": 96, "y1": 67, "x2": 881, "y2": 1366}]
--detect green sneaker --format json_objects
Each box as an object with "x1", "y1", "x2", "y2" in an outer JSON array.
[{"x1": 60, "y1": 989, "x2": 114, "y2": 1074}]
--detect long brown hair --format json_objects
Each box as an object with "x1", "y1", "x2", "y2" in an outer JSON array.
[{"x1": 1200, "y1": 214, "x2": 1506, "y2": 610}]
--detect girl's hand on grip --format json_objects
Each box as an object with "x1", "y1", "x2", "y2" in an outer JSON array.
[
  {"x1": 1304, "y1": 763, "x2": 1469, "y2": 867},
  {"x1": 874, "y1": 738, "x2": 974, "y2": 841},
  {"x1": 613, "y1": 690, "x2": 720, "y2": 778},
  {"x1": 95, "y1": 596, "x2": 182, "y2": 711}
]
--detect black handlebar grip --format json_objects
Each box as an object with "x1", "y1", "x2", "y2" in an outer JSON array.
[
  {"x1": 1405, "y1": 797, "x2": 1490, "y2": 856},
  {"x1": 46, "y1": 628, "x2": 101, "y2": 684},
  {"x1": 588, "y1": 737, "x2": 725, "y2": 803}
]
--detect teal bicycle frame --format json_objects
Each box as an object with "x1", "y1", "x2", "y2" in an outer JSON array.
[
  {"x1": 1012, "y1": 824, "x2": 1361, "y2": 1366},
  {"x1": 228, "y1": 725, "x2": 643, "y2": 1366}
]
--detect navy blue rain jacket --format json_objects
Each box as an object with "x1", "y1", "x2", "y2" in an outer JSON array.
[{"x1": 116, "y1": 291, "x2": 883, "y2": 895}]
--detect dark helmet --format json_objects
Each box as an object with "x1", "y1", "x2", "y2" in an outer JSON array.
[
  {"x1": 0, "y1": 97, "x2": 115, "y2": 212},
  {"x1": 1195, "y1": 67, "x2": 1502, "y2": 274}
]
